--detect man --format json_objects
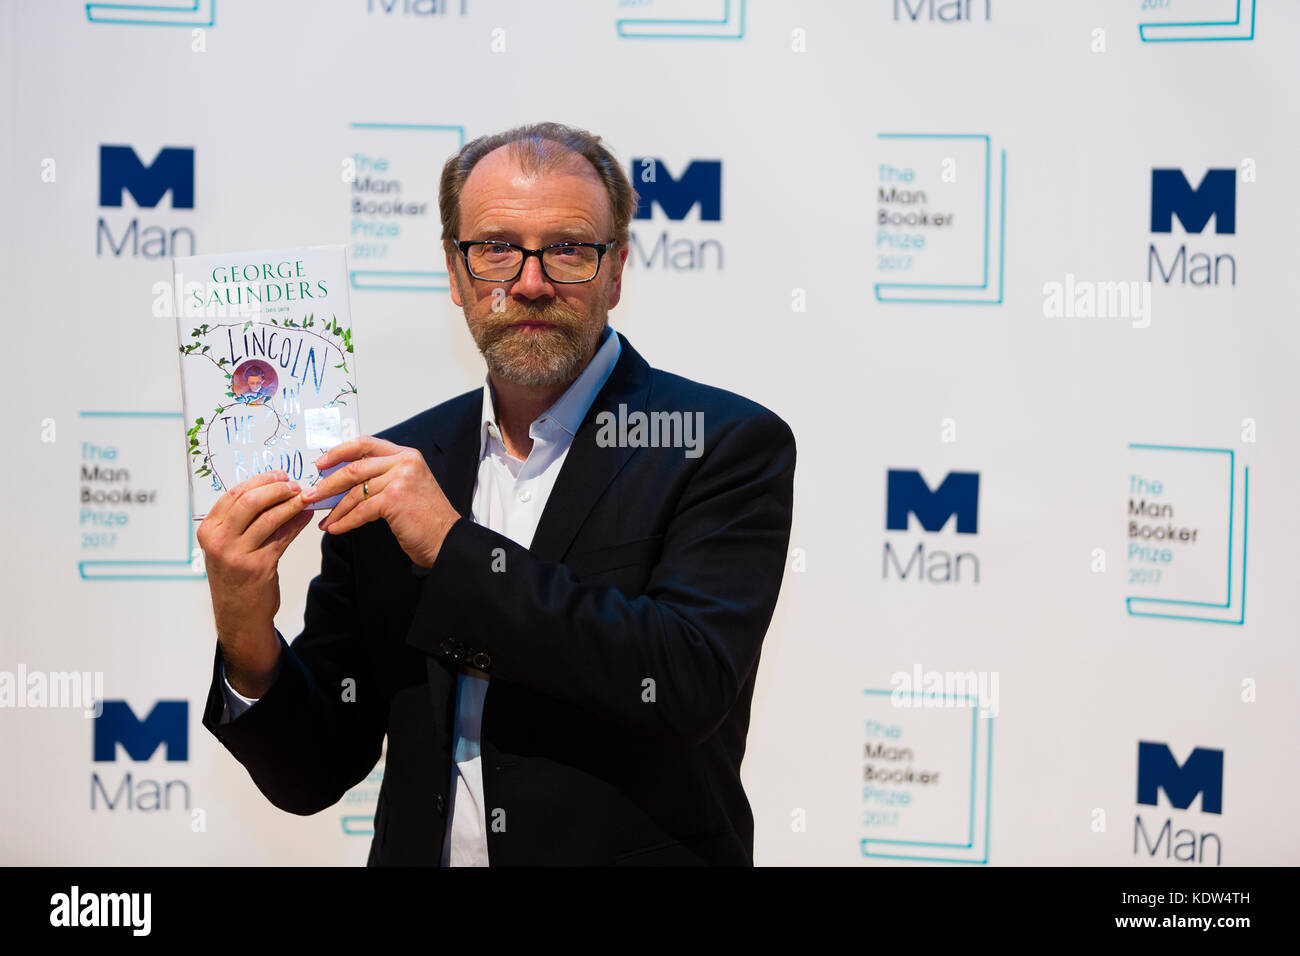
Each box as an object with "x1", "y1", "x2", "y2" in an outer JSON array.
[
  {"x1": 236, "y1": 363, "x2": 273, "y2": 405},
  {"x1": 198, "y1": 121, "x2": 796, "y2": 866}
]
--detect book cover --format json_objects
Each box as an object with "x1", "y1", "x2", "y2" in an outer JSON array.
[{"x1": 173, "y1": 244, "x2": 359, "y2": 520}]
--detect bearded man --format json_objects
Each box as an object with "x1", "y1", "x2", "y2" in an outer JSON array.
[{"x1": 197, "y1": 121, "x2": 797, "y2": 866}]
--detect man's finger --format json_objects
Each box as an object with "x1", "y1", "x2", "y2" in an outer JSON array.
[
  {"x1": 314, "y1": 435, "x2": 403, "y2": 471},
  {"x1": 260, "y1": 506, "x2": 315, "y2": 556},
  {"x1": 225, "y1": 479, "x2": 303, "y2": 538},
  {"x1": 317, "y1": 487, "x2": 358, "y2": 532},
  {"x1": 318, "y1": 466, "x2": 393, "y2": 531},
  {"x1": 245, "y1": 488, "x2": 309, "y2": 551},
  {"x1": 207, "y1": 469, "x2": 287, "y2": 524},
  {"x1": 321, "y1": 492, "x2": 383, "y2": 537},
  {"x1": 303, "y1": 453, "x2": 397, "y2": 505}
]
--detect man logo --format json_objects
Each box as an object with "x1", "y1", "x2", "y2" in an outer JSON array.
[
  {"x1": 93, "y1": 700, "x2": 188, "y2": 762},
  {"x1": 90, "y1": 700, "x2": 190, "y2": 812},
  {"x1": 1136, "y1": 741, "x2": 1222, "y2": 814},
  {"x1": 633, "y1": 159, "x2": 721, "y2": 221},
  {"x1": 96, "y1": 145, "x2": 196, "y2": 258},
  {"x1": 882, "y1": 470, "x2": 980, "y2": 584},
  {"x1": 1150, "y1": 168, "x2": 1235, "y2": 235},
  {"x1": 628, "y1": 158, "x2": 724, "y2": 272},
  {"x1": 886, "y1": 469, "x2": 979, "y2": 534},
  {"x1": 99, "y1": 145, "x2": 194, "y2": 209},
  {"x1": 1147, "y1": 168, "x2": 1237, "y2": 286},
  {"x1": 1134, "y1": 740, "x2": 1223, "y2": 865}
]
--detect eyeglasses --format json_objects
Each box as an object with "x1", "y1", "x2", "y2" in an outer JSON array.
[{"x1": 453, "y1": 238, "x2": 617, "y2": 284}]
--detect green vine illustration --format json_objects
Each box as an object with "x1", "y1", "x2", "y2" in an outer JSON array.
[{"x1": 185, "y1": 405, "x2": 225, "y2": 479}]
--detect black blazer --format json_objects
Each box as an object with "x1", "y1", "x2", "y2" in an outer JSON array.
[{"x1": 202, "y1": 331, "x2": 797, "y2": 865}]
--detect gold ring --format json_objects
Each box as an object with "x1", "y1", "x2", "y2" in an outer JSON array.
[{"x1": 363, "y1": 481, "x2": 370, "y2": 498}]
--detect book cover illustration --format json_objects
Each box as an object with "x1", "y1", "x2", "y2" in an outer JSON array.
[{"x1": 174, "y1": 244, "x2": 360, "y2": 519}]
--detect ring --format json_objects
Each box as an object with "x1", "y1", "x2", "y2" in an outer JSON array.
[{"x1": 363, "y1": 481, "x2": 370, "y2": 498}]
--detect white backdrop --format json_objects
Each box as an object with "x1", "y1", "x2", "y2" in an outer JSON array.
[{"x1": 2, "y1": 0, "x2": 1297, "y2": 866}]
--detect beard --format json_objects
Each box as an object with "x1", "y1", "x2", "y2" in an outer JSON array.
[{"x1": 468, "y1": 297, "x2": 606, "y2": 387}]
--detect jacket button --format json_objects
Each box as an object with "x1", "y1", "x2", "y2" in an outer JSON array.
[
  {"x1": 472, "y1": 651, "x2": 492, "y2": 670},
  {"x1": 435, "y1": 793, "x2": 447, "y2": 816}
]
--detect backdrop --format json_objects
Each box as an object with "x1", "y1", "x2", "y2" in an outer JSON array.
[{"x1": 2, "y1": 0, "x2": 1297, "y2": 866}]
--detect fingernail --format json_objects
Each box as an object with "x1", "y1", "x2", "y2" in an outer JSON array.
[
  {"x1": 318, "y1": 517, "x2": 326, "y2": 530},
  {"x1": 288, "y1": 481, "x2": 300, "y2": 492}
]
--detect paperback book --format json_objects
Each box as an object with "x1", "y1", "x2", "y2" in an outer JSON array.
[{"x1": 173, "y1": 244, "x2": 359, "y2": 519}]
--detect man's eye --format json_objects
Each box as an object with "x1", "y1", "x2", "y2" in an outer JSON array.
[
  {"x1": 483, "y1": 243, "x2": 513, "y2": 256},
  {"x1": 551, "y1": 245, "x2": 579, "y2": 257}
]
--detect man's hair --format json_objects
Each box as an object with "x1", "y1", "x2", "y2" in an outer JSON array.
[{"x1": 438, "y1": 121, "x2": 639, "y2": 254}]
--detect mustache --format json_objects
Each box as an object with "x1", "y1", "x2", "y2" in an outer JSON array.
[{"x1": 478, "y1": 300, "x2": 587, "y2": 336}]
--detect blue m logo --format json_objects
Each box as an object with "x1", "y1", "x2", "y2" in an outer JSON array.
[
  {"x1": 632, "y1": 159, "x2": 721, "y2": 221},
  {"x1": 93, "y1": 700, "x2": 188, "y2": 762},
  {"x1": 1137, "y1": 741, "x2": 1223, "y2": 815},
  {"x1": 886, "y1": 470, "x2": 979, "y2": 534},
  {"x1": 1150, "y1": 168, "x2": 1235, "y2": 235},
  {"x1": 99, "y1": 145, "x2": 194, "y2": 209}
]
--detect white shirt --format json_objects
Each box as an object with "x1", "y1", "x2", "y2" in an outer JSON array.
[{"x1": 220, "y1": 326, "x2": 622, "y2": 866}]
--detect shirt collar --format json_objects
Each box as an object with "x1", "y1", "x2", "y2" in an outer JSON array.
[{"x1": 478, "y1": 325, "x2": 622, "y2": 458}]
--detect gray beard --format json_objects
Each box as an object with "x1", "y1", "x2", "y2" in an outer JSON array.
[{"x1": 480, "y1": 322, "x2": 605, "y2": 387}]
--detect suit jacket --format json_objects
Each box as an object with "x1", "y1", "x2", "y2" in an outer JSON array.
[{"x1": 202, "y1": 332, "x2": 797, "y2": 865}]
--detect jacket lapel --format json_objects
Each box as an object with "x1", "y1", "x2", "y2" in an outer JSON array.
[
  {"x1": 424, "y1": 390, "x2": 483, "y2": 518},
  {"x1": 527, "y1": 332, "x2": 650, "y2": 562},
  {"x1": 420, "y1": 331, "x2": 652, "y2": 562}
]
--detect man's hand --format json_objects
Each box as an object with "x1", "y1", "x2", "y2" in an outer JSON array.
[
  {"x1": 304, "y1": 436, "x2": 461, "y2": 568},
  {"x1": 196, "y1": 470, "x2": 315, "y2": 698}
]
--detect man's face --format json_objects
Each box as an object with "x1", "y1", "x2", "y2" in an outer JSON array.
[
  {"x1": 447, "y1": 145, "x2": 628, "y2": 388},
  {"x1": 247, "y1": 370, "x2": 264, "y2": 390}
]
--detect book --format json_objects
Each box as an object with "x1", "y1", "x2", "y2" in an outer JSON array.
[{"x1": 173, "y1": 244, "x2": 360, "y2": 519}]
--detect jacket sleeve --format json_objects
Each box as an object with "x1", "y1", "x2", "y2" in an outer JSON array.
[
  {"x1": 406, "y1": 409, "x2": 796, "y2": 747},
  {"x1": 200, "y1": 523, "x2": 386, "y2": 815}
]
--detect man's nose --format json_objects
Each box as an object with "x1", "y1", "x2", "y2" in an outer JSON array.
[{"x1": 510, "y1": 254, "x2": 553, "y2": 300}]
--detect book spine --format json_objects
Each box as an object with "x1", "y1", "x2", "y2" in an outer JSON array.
[
  {"x1": 173, "y1": 257, "x2": 202, "y2": 521},
  {"x1": 340, "y1": 245, "x2": 360, "y2": 438}
]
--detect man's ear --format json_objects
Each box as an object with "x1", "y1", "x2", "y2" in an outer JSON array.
[
  {"x1": 445, "y1": 242, "x2": 464, "y2": 307},
  {"x1": 606, "y1": 244, "x2": 629, "y2": 311}
]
